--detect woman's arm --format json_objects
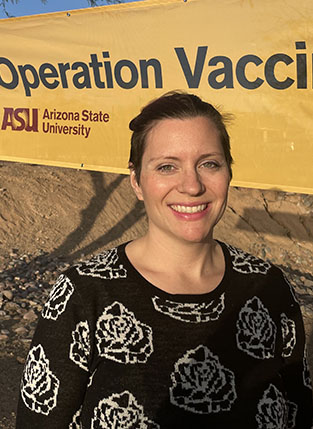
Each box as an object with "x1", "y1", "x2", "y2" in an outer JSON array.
[
  {"x1": 278, "y1": 272, "x2": 313, "y2": 428},
  {"x1": 16, "y1": 274, "x2": 90, "y2": 428}
]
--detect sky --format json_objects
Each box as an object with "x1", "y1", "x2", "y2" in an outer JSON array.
[{"x1": 0, "y1": 0, "x2": 115, "y2": 19}]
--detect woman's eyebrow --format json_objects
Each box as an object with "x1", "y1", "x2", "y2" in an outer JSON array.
[
  {"x1": 148, "y1": 153, "x2": 223, "y2": 163},
  {"x1": 198, "y1": 152, "x2": 225, "y2": 161},
  {"x1": 147, "y1": 156, "x2": 180, "y2": 163}
]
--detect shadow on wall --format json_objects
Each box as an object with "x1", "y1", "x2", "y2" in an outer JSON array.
[
  {"x1": 63, "y1": 198, "x2": 145, "y2": 262},
  {"x1": 52, "y1": 172, "x2": 312, "y2": 262},
  {"x1": 233, "y1": 208, "x2": 312, "y2": 243},
  {"x1": 50, "y1": 171, "x2": 146, "y2": 261}
]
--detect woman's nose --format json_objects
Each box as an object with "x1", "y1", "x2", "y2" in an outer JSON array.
[{"x1": 177, "y1": 169, "x2": 205, "y2": 195}]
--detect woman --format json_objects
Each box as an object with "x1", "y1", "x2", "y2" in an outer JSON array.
[{"x1": 16, "y1": 92, "x2": 312, "y2": 428}]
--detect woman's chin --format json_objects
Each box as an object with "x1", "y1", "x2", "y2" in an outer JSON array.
[{"x1": 170, "y1": 228, "x2": 213, "y2": 245}]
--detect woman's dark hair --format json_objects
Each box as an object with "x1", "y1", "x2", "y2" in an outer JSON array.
[{"x1": 129, "y1": 91, "x2": 233, "y2": 182}]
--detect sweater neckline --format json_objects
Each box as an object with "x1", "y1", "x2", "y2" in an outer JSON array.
[{"x1": 119, "y1": 240, "x2": 231, "y2": 303}]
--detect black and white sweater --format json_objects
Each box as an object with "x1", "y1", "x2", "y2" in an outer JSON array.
[{"x1": 16, "y1": 241, "x2": 313, "y2": 428}]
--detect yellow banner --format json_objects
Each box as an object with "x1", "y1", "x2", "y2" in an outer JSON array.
[{"x1": 0, "y1": 0, "x2": 313, "y2": 194}]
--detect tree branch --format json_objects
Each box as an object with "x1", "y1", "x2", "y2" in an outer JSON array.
[
  {"x1": 0, "y1": 0, "x2": 19, "y2": 18},
  {"x1": 0, "y1": 0, "x2": 124, "y2": 19}
]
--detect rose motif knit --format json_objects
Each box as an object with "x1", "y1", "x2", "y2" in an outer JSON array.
[
  {"x1": 236, "y1": 296, "x2": 277, "y2": 359},
  {"x1": 151, "y1": 293, "x2": 225, "y2": 323},
  {"x1": 225, "y1": 243, "x2": 271, "y2": 274},
  {"x1": 41, "y1": 274, "x2": 74, "y2": 321},
  {"x1": 69, "y1": 406, "x2": 82, "y2": 429},
  {"x1": 281, "y1": 313, "x2": 296, "y2": 358},
  {"x1": 91, "y1": 391, "x2": 160, "y2": 429},
  {"x1": 303, "y1": 349, "x2": 312, "y2": 390},
  {"x1": 20, "y1": 344, "x2": 60, "y2": 416},
  {"x1": 170, "y1": 345, "x2": 237, "y2": 414},
  {"x1": 16, "y1": 241, "x2": 313, "y2": 428},
  {"x1": 76, "y1": 248, "x2": 127, "y2": 280},
  {"x1": 255, "y1": 384, "x2": 298, "y2": 429},
  {"x1": 69, "y1": 320, "x2": 91, "y2": 371},
  {"x1": 95, "y1": 301, "x2": 154, "y2": 364}
]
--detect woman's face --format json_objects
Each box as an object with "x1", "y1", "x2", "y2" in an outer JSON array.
[{"x1": 130, "y1": 116, "x2": 230, "y2": 244}]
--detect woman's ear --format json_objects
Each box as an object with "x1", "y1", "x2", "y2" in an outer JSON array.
[{"x1": 130, "y1": 168, "x2": 144, "y2": 201}]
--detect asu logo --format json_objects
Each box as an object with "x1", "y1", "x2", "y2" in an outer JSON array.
[{"x1": 1, "y1": 108, "x2": 38, "y2": 132}]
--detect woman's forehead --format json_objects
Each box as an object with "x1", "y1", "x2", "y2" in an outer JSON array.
[{"x1": 144, "y1": 116, "x2": 222, "y2": 158}]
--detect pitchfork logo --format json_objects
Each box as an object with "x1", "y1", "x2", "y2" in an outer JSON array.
[{"x1": 1, "y1": 107, "x2": 38, "y2": 132}]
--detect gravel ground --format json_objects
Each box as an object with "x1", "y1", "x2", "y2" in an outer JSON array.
[
  {"x1": 0, "y1": 249, "x2": 312, "y2": 428},
  {"x1": 0, "y1": 251, "x2": 71, "y2": 346},
  {"x1": 0, "y1": 251, "x2": 72, "y2": 429}
]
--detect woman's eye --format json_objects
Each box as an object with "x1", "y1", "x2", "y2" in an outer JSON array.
[
  {"x1": 201, "y1": 161, "x2": 220, "y2": 169},
  {"x1": 157, "y1": 165, "x2": 175, "y2": 172}
]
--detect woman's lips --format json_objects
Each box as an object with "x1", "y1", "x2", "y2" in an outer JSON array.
[
  {"x1": 169, "y1": 203, "x2": 208, "y2": 214},
  {"x1": 169, "y1": 203, "x2": 210, "y2": 220}
]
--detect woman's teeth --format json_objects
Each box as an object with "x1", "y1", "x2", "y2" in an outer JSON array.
[{"x1": 170, "y1": 204, "x2": 207, "y2": 213}]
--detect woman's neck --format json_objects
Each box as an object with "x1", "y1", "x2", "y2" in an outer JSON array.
[{"x1": 126, "y1": 231, "x2": 225, "y2": 294}]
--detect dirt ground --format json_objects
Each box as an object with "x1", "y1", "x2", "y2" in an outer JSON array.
[{"x1": 0, "y1": 160, "x2": 312, "y2": 427}]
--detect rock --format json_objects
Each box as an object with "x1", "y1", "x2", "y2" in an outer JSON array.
[
  {"x1": 19, "y1": 291, "x2": 28, "y2": 299},
  {"x1": 302, "y1": 306, "x2": 313, "y2": 318},
  {"x1": 4, "y1": 302, "x2": 20, "y2": 313},
  {"x1": 16, "y1": 356, "x2": 25, "y2": 364},
  {"x1": 3, "y1": 290, "x2": 13, "y2": 300},
  {"x1": 23, "y1": 310, "x2": 37, "y2": 322},
  {"x1": 304, "y1": 279, "x2": 313, "y2": 288},
  {"x1": 14, "y1": 327, "x2": 28, "y2": 336},
  {"x1": 0, "y1": 334, "x2": 8, "y2": 341}
]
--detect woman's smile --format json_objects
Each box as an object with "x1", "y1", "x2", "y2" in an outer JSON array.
[
  {"x1": 130, "y1": 116, "x2": 230, "y2": 244},
  {"x1": 169, "y1": 203, "x2": 208, "y2": 214},
  {"x1": 169, "y1": 203, "x2": 210, "y2": 222}
]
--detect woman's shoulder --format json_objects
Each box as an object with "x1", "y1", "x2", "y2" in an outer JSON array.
[
  {"x1": 58, "y1": 243, "x2": 130, "y2": 289},
  {"x1": 40, "y1": 243, "x2": 133, "y2": 326},
  {"x1": 73, "y1": 243, "x2": 128, "y2": 280},
  {"x1": 220, "y1": 241, "x2": 298, "y2": 301},
  {"x1": 220, "y1": 241, "x2": 273, "y2": 275}
]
